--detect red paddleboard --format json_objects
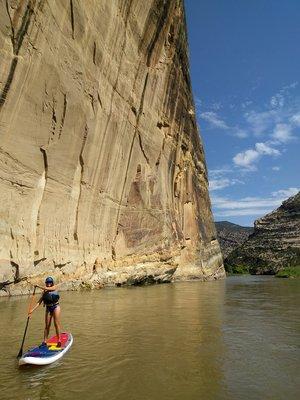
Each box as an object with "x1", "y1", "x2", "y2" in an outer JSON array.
[{"x1": 19, "y1": 332, "x2": 73, "y2": 366}]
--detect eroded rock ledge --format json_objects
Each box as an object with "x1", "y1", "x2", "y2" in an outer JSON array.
[
  {"x1": 0, "y1": 0, "x2": 224, "y2": 296},
  {"x1": 225, "y1": 192, "x2": 300, "y2": 274}
]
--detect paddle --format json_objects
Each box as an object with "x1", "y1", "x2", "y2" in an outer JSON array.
[{"x1": 17, "y1": 285, "x2": 37, "y2": 358}]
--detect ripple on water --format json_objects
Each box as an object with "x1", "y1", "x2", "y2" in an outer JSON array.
[{"x1": 0, "y1": 276, "x2": 299, "y2": 400}]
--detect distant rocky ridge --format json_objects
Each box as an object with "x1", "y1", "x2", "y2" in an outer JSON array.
[
  {"x1": 225, "y1": 192, "x2": 300, "y2": 274},
  {"x1": 0, "y1": 1, "x2": 224, "y2": 296},
  {"x1": 215, "y1": 221, "x2": 253, "y2": 259}
]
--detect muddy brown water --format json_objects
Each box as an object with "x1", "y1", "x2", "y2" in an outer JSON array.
[{"x1": 0, "y1": 275, "x2": 299, "y2": 400}]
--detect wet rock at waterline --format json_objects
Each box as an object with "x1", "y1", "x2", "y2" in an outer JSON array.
[{"x1": 0, "y1": 0, "x2": 224, "y2": 295}]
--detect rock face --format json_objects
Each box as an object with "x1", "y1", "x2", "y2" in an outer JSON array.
[
  {"x1": 215, "y1": 221, "x2": 253, "y2": 259},
  {"x1": 0, "y1": 0, "x2": 224, "y2": 295},
  {"x1": 225, "y1": 193, "x2": 300, "y2": 274}
]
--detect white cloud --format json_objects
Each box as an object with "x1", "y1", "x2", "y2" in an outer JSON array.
[
  {"x1": 272, "y1": 123, "x2": 294, "y2": 143},
  {"x1": 199, "y1": 104, "x2": 250, "y2": 138},
  {"x1": 233, "y1": 149, "x2": 260, "y2": 170},
  {"x1": 241, "y1": 100, "x2": 253, "y2": 109},
  {"x1": 271, "y1": 187, "x2": 299, "y2": 198},
  {"x1": 199, "y1": 85, "x2": 299, "y2": 219},
  {"x1": 290, "y1": 113, "x2": 300, "y2": 127},
  {"x1": 284, "y1": 81, "x2": 298, "y2": 89},
  {"x1": 255, "y1": 142, "x2": 280, "y2": 156},
  {"x1": 211, "y1": 102, "x2": 223, "y2": 111},
  {"x1": 270, "y1": 93, "x2": 285, "y2": 108},
  {"x1": 244, "y1": 110, "x2": 276, "y2": 136},
  {"x1": 235, "y1": 129, "x2": 248, "y2": 138},
  {"x1": 212, "y1": 188, "x2": 299, "y2": 219},
  {"x1": 209, "y1": 178, "x2": 231, "y2": 191},
  {"x1": 270, "y1": 82, "x2": 298, "y2": 109},
  {"x1": 209, "y1": 178, "x2": 244, "y2": 191},
  {"x1": 244, "y1": 83, "x2": 299, "y2": 139},
  {"x1": 201, "y1": 83, "x2": 298, "y2": 184},
  {"x1": 212, "y1": 195, "x2": 283, "y2": 210},
  {"x1": 195, "y1": 97, "x2": 202, "y2": 108},
  {"x1": 200, "y1": 111, "x2": 228, "y2": 129},
  {"x1": 214, "y1": 209, "x2": 271, "y2": 217},
  {"x1": 209, "y1": 167, "x2": 233, "y2": 178},
  {"x1": 202, "y1": 82, "x2": 299, "y2": 142},
  {"x1": 233, "y1": 142, "x2": 280, "y2": 170}
]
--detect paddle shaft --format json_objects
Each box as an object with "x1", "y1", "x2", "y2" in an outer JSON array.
[{"x1": 17, "y1": 285, "x2": 37, "y2": 358}]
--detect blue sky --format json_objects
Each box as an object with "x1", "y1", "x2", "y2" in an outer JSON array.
[{"x1": 185, "y1": 0, "x2": 300, "y2": 226}]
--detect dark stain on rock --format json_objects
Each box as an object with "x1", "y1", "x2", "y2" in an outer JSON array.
[
  {"x1": 34, "y1": 257, "x2": 47, "y2": 266},
  {"x1": 0, "y1": 2, "x2": 35, "y2": 109}
]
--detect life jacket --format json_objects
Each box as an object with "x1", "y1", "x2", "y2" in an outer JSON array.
[{"x1": 43, "y1": 291, "x2": 60, "y2": 305}]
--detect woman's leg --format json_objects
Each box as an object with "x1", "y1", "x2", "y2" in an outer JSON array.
[
  {"x1": 44, "y1": 310, "x2": 52, "y2": 342},
  {"x1": 53, "y1": 306, "x2": 61, "y2": 345}
]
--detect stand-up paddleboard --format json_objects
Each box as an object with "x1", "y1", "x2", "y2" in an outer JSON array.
[{"x1": 19, "y1": 332, "x2": 73, "y2": 366}]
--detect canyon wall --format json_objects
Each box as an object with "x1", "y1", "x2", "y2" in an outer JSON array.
[
  {"x1": 0, "y1": 0, "x2": 224, "y2": 295},
  {"x1": 225, "y1": 193, "x2": 300, "y2": 274},
  {"x1": 215, "y1": 221, "x2": 253, "y2": 259}
]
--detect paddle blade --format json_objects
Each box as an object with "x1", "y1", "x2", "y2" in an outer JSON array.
[
  {"x1": 17, "y1": 317, "x2": 30, "y2": 358},
  {"x1": 17, "y1": 347, "x2": 23, "y2": 358}
]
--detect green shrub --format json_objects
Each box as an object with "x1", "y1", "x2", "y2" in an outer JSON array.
[
  {"x1": 225, "y1": 264, "x2": 250, "y2": 275},
  {"x1": 275, "y1": 266, "x2": 300, "y2": 278}
]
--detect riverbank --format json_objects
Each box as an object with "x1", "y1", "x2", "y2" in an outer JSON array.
[
  {"x1": 0, "y1": 262, "x2": 226, "y2": 298},
  {"x1": 275, "y1": 266, "x2": 300, "y2": 278},
  {"x1": 225, "y1": 265, "x2": 300, "y2": 278}
]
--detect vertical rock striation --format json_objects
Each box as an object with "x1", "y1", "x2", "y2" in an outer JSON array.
[{"x1": 0, "y1": 0, "x2": 224, "y2": 295}]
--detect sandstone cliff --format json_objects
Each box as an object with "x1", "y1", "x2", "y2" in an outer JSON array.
[
  {"x1": 215, "y1": 221, "x2": 253, "y2": 259},
  {"x1": 225, "y1": 192, "x2": 300, "y2": 274},
  {"x1": 0, "y1": 0, "x2": 224, "y2": 295}
]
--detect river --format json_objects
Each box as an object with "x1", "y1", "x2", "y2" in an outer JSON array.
[{"x1": 0, "y1": 275, "x2": 299, "y2": 400}]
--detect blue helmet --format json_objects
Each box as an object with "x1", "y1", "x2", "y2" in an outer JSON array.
[{"x1": 45, "y1": 276, "x2": 54, "y2": 285}]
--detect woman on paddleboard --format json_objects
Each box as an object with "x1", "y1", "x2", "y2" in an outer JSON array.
[{"x1": 29, "y1": 277, "x2": 62, "y2": 347}]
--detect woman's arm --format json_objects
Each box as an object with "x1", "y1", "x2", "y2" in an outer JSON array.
[
  {"x1": 35, "y1": 284, "x2": 58, "y2": 292},
  {"x1": 29, "y1": 296, "x2": 43, "y2": 315}
]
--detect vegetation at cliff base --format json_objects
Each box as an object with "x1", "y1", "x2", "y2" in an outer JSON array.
[
  {"x1": 275, "y1": 266, "x2": 300, "y2": 278},
  {"x1": 225, "y1": 264, "x2": 250, "y2": 275}
]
